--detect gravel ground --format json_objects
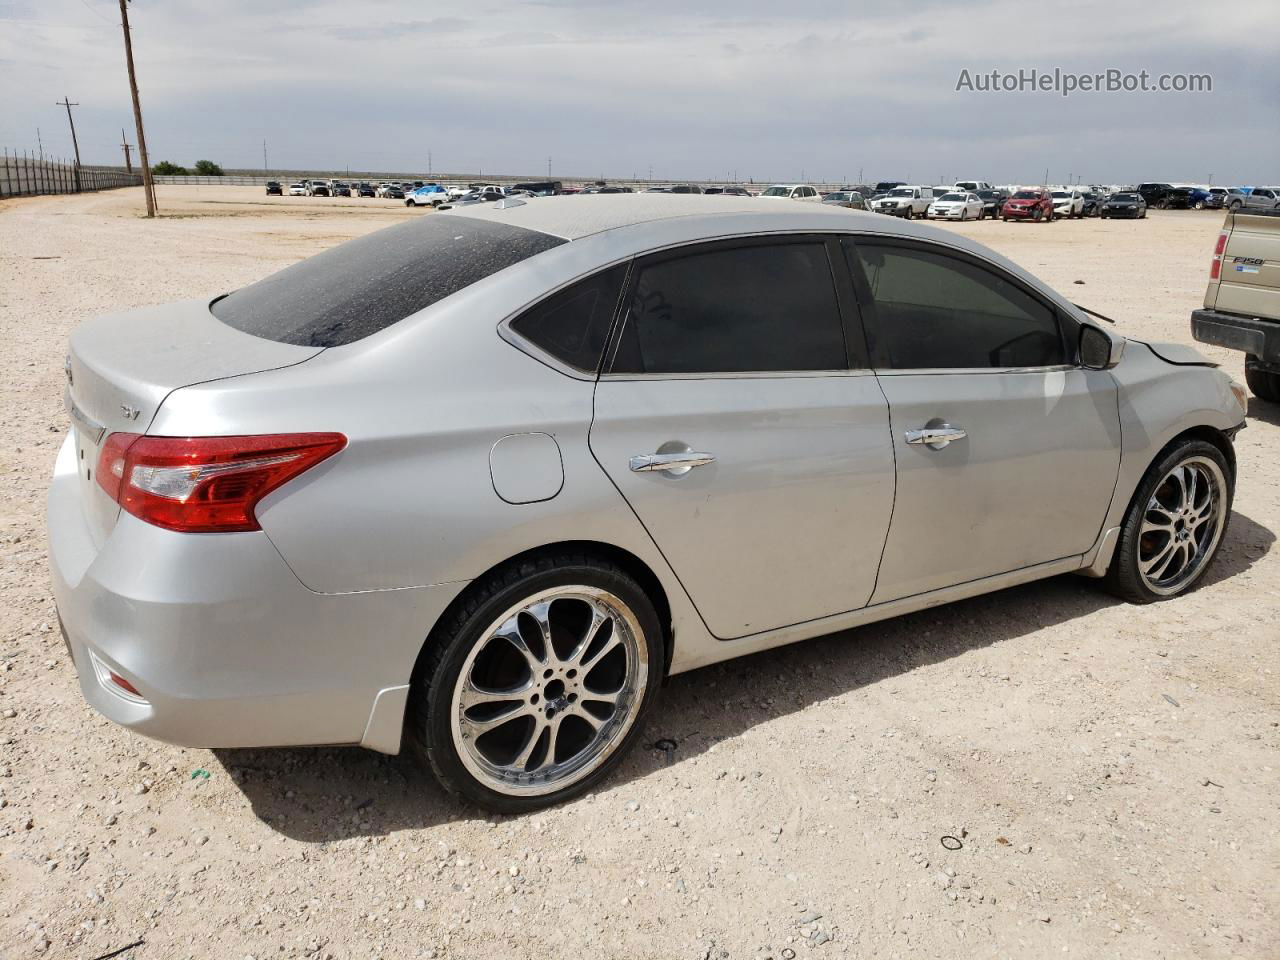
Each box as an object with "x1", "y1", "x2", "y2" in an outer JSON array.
[{"x1": 1, "y1": 187, "x2": 1277, "y2": 960}]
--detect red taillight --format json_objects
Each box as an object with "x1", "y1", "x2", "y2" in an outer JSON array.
[
  {"x1": 96, "y1": 433, "x2": 346, "y2": 533},
  {"x1": 1210, "y1": 231, "x2": 1228, "y2": 279},
  {"x1": 95, "y1": 431, "x2": 142, "y2": 502}
]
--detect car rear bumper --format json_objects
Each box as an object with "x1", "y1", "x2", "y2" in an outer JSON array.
[
  {"x1": 1191, "y1": 308, "x2": 1280, "y2": 363},
  {"x1": 47, "y1": 434, "x2": 467, "y2": 754}
]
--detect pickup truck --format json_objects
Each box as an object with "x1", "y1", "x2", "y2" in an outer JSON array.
[
  {"x1": 1229, "y1": 187, "x2": 1280, "y2": 213},
  {"x1": 1192, "y1": 208, "x2": 1280, "y2": 401},
  {"x1": 870, "y1": 185, "x2": 933, "y2": 219}
]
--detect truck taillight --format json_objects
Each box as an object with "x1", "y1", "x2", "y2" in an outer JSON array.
[
  {"x1": 1210, "y1": 231, "x2": 1228, "y2": 280},
  {"x1": 96, "y1": 433, "x2": 346, "y2": 533}
]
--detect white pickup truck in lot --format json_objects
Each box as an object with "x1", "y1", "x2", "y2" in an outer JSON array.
[
  {"x1": 1192, "y1": 208, "x2": 1280, "y2": 401},
  {"x1": 871, "y1": 185, "x2": 934, "y2": 219}
]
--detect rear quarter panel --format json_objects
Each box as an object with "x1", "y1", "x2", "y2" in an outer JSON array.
[{"x1": 147, "y1": 243, "x2": 697, "y2": 621}]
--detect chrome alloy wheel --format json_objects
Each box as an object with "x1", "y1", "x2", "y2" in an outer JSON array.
[
  {"x1": 450, "y1": 586, "x2": 648, "y2": 797},
  {"x1": 1138, "y1": 456, "x2": 1227, "y2": 596}
]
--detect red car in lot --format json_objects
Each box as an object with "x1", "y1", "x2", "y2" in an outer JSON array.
[{"x1": 1001, "y1": 189, "x2": 1055, "y2": 222}]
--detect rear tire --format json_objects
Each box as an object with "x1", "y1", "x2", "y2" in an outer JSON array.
[
  {"x1": 1245, "y1": 355, "x2": 1280, "y2": 402},
  {"x1": 409, "y1": 551, "x2": 664, "y2": 813},
  {"x1": 1105, "y1": 439, "x2": 1232, "y2": 604}
]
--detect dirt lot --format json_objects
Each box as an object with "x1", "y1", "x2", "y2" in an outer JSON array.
[{"x1": 1, "y1": 186, "x2": 1276, "y2": 960}]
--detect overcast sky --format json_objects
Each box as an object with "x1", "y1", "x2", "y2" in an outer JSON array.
[{"x1": 1, "y1": 0, "x2": 1275, "y2": 185}]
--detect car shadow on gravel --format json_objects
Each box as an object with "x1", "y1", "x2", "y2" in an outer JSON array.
[
  {"x1": 220, "y1": 510, "x2": 1273, "y2": 840},
  {"x1": 1245, "y1": 401, "x2": 1280, "y2": 428}
]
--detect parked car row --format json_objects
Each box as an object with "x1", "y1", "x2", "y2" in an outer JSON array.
[{"x1": 265, "y1": 175, "x2": 1280, "y2": 223}]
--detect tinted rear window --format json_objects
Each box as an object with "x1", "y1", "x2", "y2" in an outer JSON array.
[{"x1": 211, "y1": 216, "x2": 565, "y2": 347}]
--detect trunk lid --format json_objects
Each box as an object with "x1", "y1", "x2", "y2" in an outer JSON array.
[
  {"x1": 1205, "y1": 210, "x2": 1280, "y2": 320},
  {"x1": 65, "y1": 298, "x2": 323, "y2": 545}
]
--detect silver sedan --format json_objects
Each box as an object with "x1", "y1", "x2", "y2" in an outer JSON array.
[{"x1": 49, "y1": 195, "x2": 1247, "y2": 811}]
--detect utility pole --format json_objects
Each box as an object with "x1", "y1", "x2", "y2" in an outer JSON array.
[
  {"x1": 547, "y1": 155, "x2": 552, "y2": 178},
  {"x1": 118, "y1": 0, "x2": 156, "y2": 217},
  {"x1": 120, "y1": 128, "x2": 133, "y2": 173},
  {"x1": 56, "y1": 97, "x2": 82, "y2": 191},
  {"x1": 427, "y1": 150, "x2": 432, "y2": 176},
  {"x1": 37, "y1": 128, "x2": 44, "y2": 162},
  {"x1": 262, "y1": 139, "x2": 268, "y2": 178}
]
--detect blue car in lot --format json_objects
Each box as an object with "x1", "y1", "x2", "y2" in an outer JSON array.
[
  {"x1": 1185, "y1": 187, "x2": 1211, "y2": 210},
  {"x1": 405, "y1": 184, "x2": 448, "y2": 207}
]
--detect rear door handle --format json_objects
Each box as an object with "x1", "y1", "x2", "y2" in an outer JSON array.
[
  {"x1": 629, "y1": 452, "x2": 716, "y2": 475},
  {"x1": 904, "y1": 424, "x2": 967, "y2": 449}
]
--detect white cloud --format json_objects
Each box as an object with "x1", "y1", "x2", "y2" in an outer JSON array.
[{"x1": 0, "y1": 0, "x2": 1274, "y2": 184}]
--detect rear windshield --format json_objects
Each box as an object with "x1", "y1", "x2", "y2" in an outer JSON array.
[{"x1": 211, "y1": 216, "x2": 566, "y2": 347}]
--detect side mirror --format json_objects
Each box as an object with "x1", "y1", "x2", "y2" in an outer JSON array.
[{"x1": 1079, "y1": 325, "x2": 1124, "y2": 370}]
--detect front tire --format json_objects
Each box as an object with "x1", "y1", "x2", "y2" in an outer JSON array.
[
  {"x1": 1105, "y1": 439, "x2": 1232, "y2": 603},
  {"x1": 410, "y1": 552, "x2": 664, "y2": 813}
]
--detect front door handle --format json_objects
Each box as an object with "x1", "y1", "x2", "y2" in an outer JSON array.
[
  {"x1": 629, "y1": 452, "x2": 716, "y2": 475},
  {"x1": 905, "y1": 424, "x2": 967, "y2": 450}
]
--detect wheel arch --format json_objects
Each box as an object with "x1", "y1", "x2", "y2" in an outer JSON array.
[
  {"x1": 408, "y1": 539, "x2": 675, "y2": 690},
  {"x1": 1088, "y1": 421, "x2": 1237, "y2": 580},
  {"x1": 1169, "y1": 424, "x2": 1237, "y2": 481},
  {"x1": 1116, "y1": 423, "x2": 1237, "y2": 530}
]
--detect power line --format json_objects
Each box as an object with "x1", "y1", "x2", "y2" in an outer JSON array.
[{"x1": 76, "y1": 0, "x2": 117, "y2": 24}]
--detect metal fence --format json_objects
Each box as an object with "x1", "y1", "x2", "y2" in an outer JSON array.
[
  {"x1": 0, "y1": 149, "x2": 142, "y2": 199},
  {"x1": 152, "y1": 175, "x2": 267, "y2": 186}
]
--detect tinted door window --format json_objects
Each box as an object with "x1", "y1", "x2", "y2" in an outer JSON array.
[
  {"x1": 509, "y1": 265, "x2": 627, "y2": 373},
  {"x1": 610, "y1": 242, "x2": 846, "y2": 374},
  {"x1": 847, "y1": 242, "x2": 1065, "y2": 369}
]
